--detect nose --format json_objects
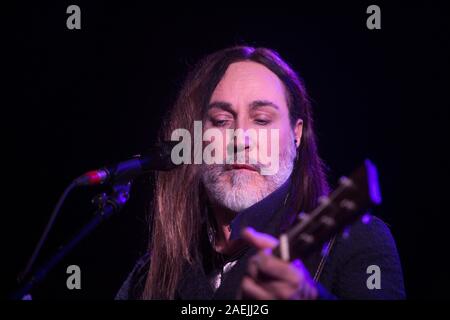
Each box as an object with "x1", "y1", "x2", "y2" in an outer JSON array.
[
  {"x1": 225, "y1": 116, "x2": 257, "y2": 161},
  {"x1": 227, "y1": 129, "x2": 253, "y2": 158}
]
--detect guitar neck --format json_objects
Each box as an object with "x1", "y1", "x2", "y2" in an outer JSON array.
[{"x1": 272, "y1": 159, "x2": 382, "y2": 262}]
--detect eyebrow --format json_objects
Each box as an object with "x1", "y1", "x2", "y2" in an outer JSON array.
[
  {"x1": 207, "y1": 101, "x2": 236, "y2": 116},
  {"x1": 207, "y1": 100, "x2": 280, "y2": 115},
  {"x1": 249, "y1": 100, "x2": 280, "y2": 111}
]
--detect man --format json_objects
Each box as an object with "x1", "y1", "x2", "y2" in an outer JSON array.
[{"x1": 115, "y1": 46, "x2": 405, "y2": 300}]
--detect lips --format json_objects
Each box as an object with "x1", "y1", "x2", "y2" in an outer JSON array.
[{"x1": 228, "y1": 164, "x2": 258, "y2": 172}]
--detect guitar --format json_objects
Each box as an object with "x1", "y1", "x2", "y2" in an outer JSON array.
[{"x1": 272, "y1": 159, "x2": 382, "y2": 262}]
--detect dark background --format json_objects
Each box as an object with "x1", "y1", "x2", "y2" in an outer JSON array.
[{"x1": 3, "y1": 1, "x2": 449, "y2": 299}]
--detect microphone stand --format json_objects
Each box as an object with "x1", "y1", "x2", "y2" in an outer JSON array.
[{"x1": 12, "y1": 180, "x2": 132, "y2": 300}]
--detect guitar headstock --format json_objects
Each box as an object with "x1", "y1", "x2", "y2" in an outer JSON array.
[{"x1": 273, "y1": 159, "x2": 382, "y2": 262}]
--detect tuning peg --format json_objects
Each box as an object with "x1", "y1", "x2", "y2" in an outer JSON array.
[
  {"x1": 339, "y1": 176, "x2": 354, "y2": 187},
  {"x1": 318, "y1": 195, "x2": 330, "y2": 205},
  {"x1": 297, "y1": 211, "x2": 309, "y2": 222},
  {"x1": 361, "y1": 213, "x2": 372, "y2": 224},
  {"x1": 320, "y1": 216, "x2": 335, "y2": 227},
  {"x1": 339, "y1": 199, "x2": 357, "y2": 211}
]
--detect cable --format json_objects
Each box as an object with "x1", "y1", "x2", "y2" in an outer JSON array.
[{"x1": 17, "y1": 180, "x2": 77, "y2": 283}]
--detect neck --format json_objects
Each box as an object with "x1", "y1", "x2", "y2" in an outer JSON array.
[{"x1": 209, "y1": 202, "x2": 241, "y2": 255}]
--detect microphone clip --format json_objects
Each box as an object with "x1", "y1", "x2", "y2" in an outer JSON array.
[{"x1": 92, "y1": 180, "x2": 132, "y2": 214}]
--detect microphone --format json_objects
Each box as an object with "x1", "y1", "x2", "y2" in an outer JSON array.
[
  {"x1": 15, "y1": 141, "x2": 179, "y2": 288},
  {"x1": 74, "y1": 141, "x2": 179, "y2": 186}
]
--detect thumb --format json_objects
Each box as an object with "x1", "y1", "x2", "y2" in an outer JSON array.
[{"x1": 241, "y1": 227, "x2": 279, "y2": 250}]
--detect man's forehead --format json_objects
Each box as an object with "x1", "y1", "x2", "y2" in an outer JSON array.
[{"x1": 210, "y1": 61, "x2": 287, "y2": 109}]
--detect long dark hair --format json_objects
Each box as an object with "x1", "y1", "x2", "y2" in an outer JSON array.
[{"x1": 142, "y1": 46, "x2": 328, "y2": 299}]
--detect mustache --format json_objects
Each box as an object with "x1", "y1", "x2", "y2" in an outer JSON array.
[
  {"x1": 206, "y1": 158, "x2": 265, "y2": 173},
  {"x1": 224, "y1": 163, "x2": 260, "y2": 173},
  {"x1": 202, "y1": 142, "x2": 297, "y2": 177}
]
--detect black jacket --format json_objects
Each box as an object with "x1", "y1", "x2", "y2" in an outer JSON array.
[{"x1": 115, "y1": 178, "x2": 405, "y2": 300}]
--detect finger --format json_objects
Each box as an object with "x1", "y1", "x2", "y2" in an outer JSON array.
[
  {"x1": 258, "y1": 279, "x2": 299, "y2": 300},
  {"x1": 258, "y1": 277, "x2": 317, "y2": 300},
  {"x1": 241, "y1": 276, "x2": 274, "y2": 300},
  {"x1": 241, "y1": 227, "x2": 279, "y2": 250},
  {"x1": 252, "y1": 252, "x2": 305, "y2": 285},
  {"x1": 247, "y1": 255, "x2": 259, "y2": 279}
]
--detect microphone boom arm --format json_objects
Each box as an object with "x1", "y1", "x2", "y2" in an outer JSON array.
[{"x1": 12, "y1": 180, "x2": 132, "y2": 300}]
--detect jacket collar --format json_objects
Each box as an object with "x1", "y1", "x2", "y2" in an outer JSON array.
[{"x1": 177, "y1": 177, "x2": 294, "y2": 300}]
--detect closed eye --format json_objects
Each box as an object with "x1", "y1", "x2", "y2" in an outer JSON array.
[
  {"x1": 212, "y1": 119, "x2": 231, "y2": 127},
  {"x1": 254, "y1": 119, "x2": 271, "y2": 126}
]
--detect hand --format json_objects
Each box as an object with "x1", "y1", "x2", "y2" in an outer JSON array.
[{"x1": 240, "y1": 227, "x2": 318, "y2": 300}]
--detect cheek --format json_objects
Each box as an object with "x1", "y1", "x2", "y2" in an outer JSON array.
[
  {"x1": 255, "y1": 126, "x2": 292, "y2": 157},
  {"x1": 202, "y1": 126, "x2": 229, "y2": 161},
  {"x1": 280, "y1": 127, "x2": 294, "y2": 148}
]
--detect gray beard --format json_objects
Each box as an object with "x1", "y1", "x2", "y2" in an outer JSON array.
[{"x1": 201, "y1": 138, "x2": 297, "y2": 212}]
